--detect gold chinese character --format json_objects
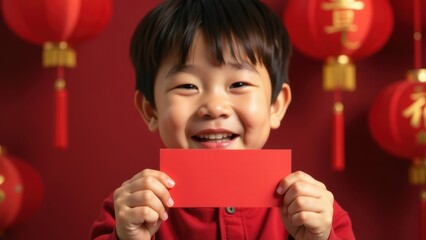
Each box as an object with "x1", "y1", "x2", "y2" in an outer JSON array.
[
  {"x1": 325, "y1": 10, "x2": 357, "y2": 34},
  {"x1": 322, "y1": 0, "x2": 364, "y2": 10},
  {"x1": 322, "y1": 0, "x2": 365, "y2": 50},
  {"x1": 402, "y1": 90, "x2": 426, "y2": 129}
]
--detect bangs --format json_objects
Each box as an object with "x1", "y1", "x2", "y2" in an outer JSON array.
[{"x1": 160, "y1": 0, "x2": 276, "y2": 66}]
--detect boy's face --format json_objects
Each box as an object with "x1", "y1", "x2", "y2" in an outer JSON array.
[{"x1": 136, "y1": 32, "x2": 291, "y2": 149}]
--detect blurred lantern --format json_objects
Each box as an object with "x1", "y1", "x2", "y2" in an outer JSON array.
[
  {"x1": 0, "y1": 147, "x2": 22, "y2": 231},
  {"x1": 369, "y1": 72, "x2": 426, "y2": 160},
  {"x1": 1, "y1": 0, "x2": 113, "y2": 149},
  {"x1": 369, "y1": 0, "x2": 425, "y2": 239},
  {"x1": 0, "y1": 146, "x2": 43, "y2": 232},
  {"x1": 370, "y1": 71, "x2": 426, "y2": 240},
  {"x1": 283, "y1": 0, "x2": 393, "y2": 171}
]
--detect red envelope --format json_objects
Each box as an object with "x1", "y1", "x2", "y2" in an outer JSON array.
[{"x1": 160, "y1": 149, "x2": 291, "y2": 208}]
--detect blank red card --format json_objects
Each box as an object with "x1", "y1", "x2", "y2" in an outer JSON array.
[{"x1": 160, "y1": 149, "x2": 291, "y2": 208}]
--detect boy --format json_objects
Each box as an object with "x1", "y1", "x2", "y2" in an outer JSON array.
[{"x1": 90, "y1": 0, "x2": 355, "y2": 239}]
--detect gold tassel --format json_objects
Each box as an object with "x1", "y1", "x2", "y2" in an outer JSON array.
[
  {"x1": 332, "y1": 101, "x2": 345, "y2": 171},
  {"x1": 323, "y1": 55, "x2": 356, "y2": 92},
  {"x1": 42, "y1": 41, "x2": 76, "y2": 68},
  {"x1": 410, "y1": 158, "x2": 426, "y2": 185},
  {"x1": 42, "y1": 41, "x2": 75, "y2": 150}
]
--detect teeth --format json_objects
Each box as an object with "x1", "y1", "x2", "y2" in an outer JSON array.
[{"x1": 197, "y1": 133, "x2": 232, "y2": 140}]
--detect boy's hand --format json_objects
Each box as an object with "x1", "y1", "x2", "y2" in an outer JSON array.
[
  {"x1": 113, "y1": 169, "x2": 175, "y2": 240},
  {"x1": 276, "y1": 171, "x2": 333, "y2": 240}
]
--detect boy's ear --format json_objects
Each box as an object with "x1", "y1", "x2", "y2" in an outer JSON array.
[
  {"x1": 134, "y1": 91, "x2": 159, "y2": 132},
  {"x1": 270, "y1": 83, "x2": 292, "y2": 129}
]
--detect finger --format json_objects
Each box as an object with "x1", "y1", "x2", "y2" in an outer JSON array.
[
  {"x1": 127, "y1": 176, "x2": 175, "y2": 208},
  {"x1": 126, "y1": 190, "x2": 170, "y2": 221},
  {"x1": 277, "y1": 171, "x2": 325, "y2": 195},
  {"x1": 286, "y1": 195, "x2": 324, "y2": 216},
  {"x1": 283, "y1": 181, "x2": 324, "y2": 206},
  {"x1": 128, "y1": 169, "x2": 175, "y2": 188},
  {"x1": 289, "y1": 211, "x2": 333, "y2": 230},
  {"x1": 117, "y1": 205, "x2": 161, "y2": 226}
]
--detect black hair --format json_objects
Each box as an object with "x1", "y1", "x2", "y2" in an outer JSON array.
[{"x1": 130, "y1": 0, "x2": 292, "y2": 106}]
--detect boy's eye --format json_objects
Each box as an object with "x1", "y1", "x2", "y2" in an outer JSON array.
[
  {"x1": 230, "y1": 82, "x2": 249, "y2": 88},
  {"x1": 176, "y1": 84, "x2": 198, "y2": 90}
]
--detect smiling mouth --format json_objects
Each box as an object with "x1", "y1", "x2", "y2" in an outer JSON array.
[{"x1": 192, "y1": 133, "x2": 238, "y2": 142}]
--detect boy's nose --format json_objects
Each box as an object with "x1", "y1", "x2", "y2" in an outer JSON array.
[{"x1": 197, "y1": 96, "x2": 232, "y2": 119}]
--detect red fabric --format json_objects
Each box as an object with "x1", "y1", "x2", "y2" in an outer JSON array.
[{"x1": 89, "y1": 194, "x2": 355, "y2": 240}]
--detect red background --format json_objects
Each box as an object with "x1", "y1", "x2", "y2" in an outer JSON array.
[{"x1": 0, "y1": 0, "x2": 423, "y2": 239}]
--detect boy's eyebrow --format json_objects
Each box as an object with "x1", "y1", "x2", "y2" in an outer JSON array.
[
  {"x1": 166, "y1": 64, "x2": 198, "y2": 77},
  {"x1": 166, "y1": 61, "x2": 259, "y2": 77},
  {"x1": 228, "y1": 61, "x2": 259, "y2": 73}
]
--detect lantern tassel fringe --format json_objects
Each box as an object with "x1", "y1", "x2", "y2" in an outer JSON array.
[
  {"x1": 410, "y1": 158, "x2": 426, "y2": 185},
  {"x1": 43, "y1": 42, "x2": 74, "y2": 150},
  {"x1": 42, "y1": 42, "x2": 76, "y2": 68},
  {"x1": 332, "y1": 102, "x2": 345, "y2": 171},
  {"x1": 421, "y1": 190, "x2": 426, "y2": 240},
  {"x1": 55, "y1": 79, "x2": 68, "y2": 149},
  {"x1": 323, "y1": 55, "x2": 356, "y2": 92},
  {"x1": 324, "y1": 56, "x2": 354, "y2": 171}
]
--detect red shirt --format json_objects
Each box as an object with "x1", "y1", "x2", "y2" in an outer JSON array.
[{"x1": 90, "y1": 194, "x2": 355, "y2": 240}]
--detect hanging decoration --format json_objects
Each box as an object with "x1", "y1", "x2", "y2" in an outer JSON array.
[
  {"x1": 283, "y1": 0, "x2": 394, "y2": 171},
  {"x1": 369, "y1": 0, "x2": 426, "y2": 239},
  {"x1": 0, "y1": 146, "x2": 43, "y2": 232},
  {"x1": 1, "y1": 0, "x2": 113, "y2": 149},
  {"x1": 392, "y1": 0, "x2": 426, "y2": 28}
]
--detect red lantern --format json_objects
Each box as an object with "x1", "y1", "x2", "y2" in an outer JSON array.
[
  {"x1": 351, "y1": 0, "x2": 394, "y2": 59},
  {"x1": 369, "y1": 70, "x2": 426, "y2": 240},
  {"x1": 369, "y1": 72, "x2": 426, "y2": 159},
  {"x1": 1, "y1": 0, "x2": 113, "y2": 149},
  {"x1": 283, "y1": 0, "x2": 394, "y2": 171},
  {"x1": 284, "y1": 0, "x2": 373, "y2": 60},
  {"x1": 0, "y1": 146, "x2": 43, "y2": 231},
  {"x1": 9, "y1": 155, "x2": 44, "y2": 226},
  {"x1": 0, "y1": 148, "x2": 23, "y2": 230}
]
